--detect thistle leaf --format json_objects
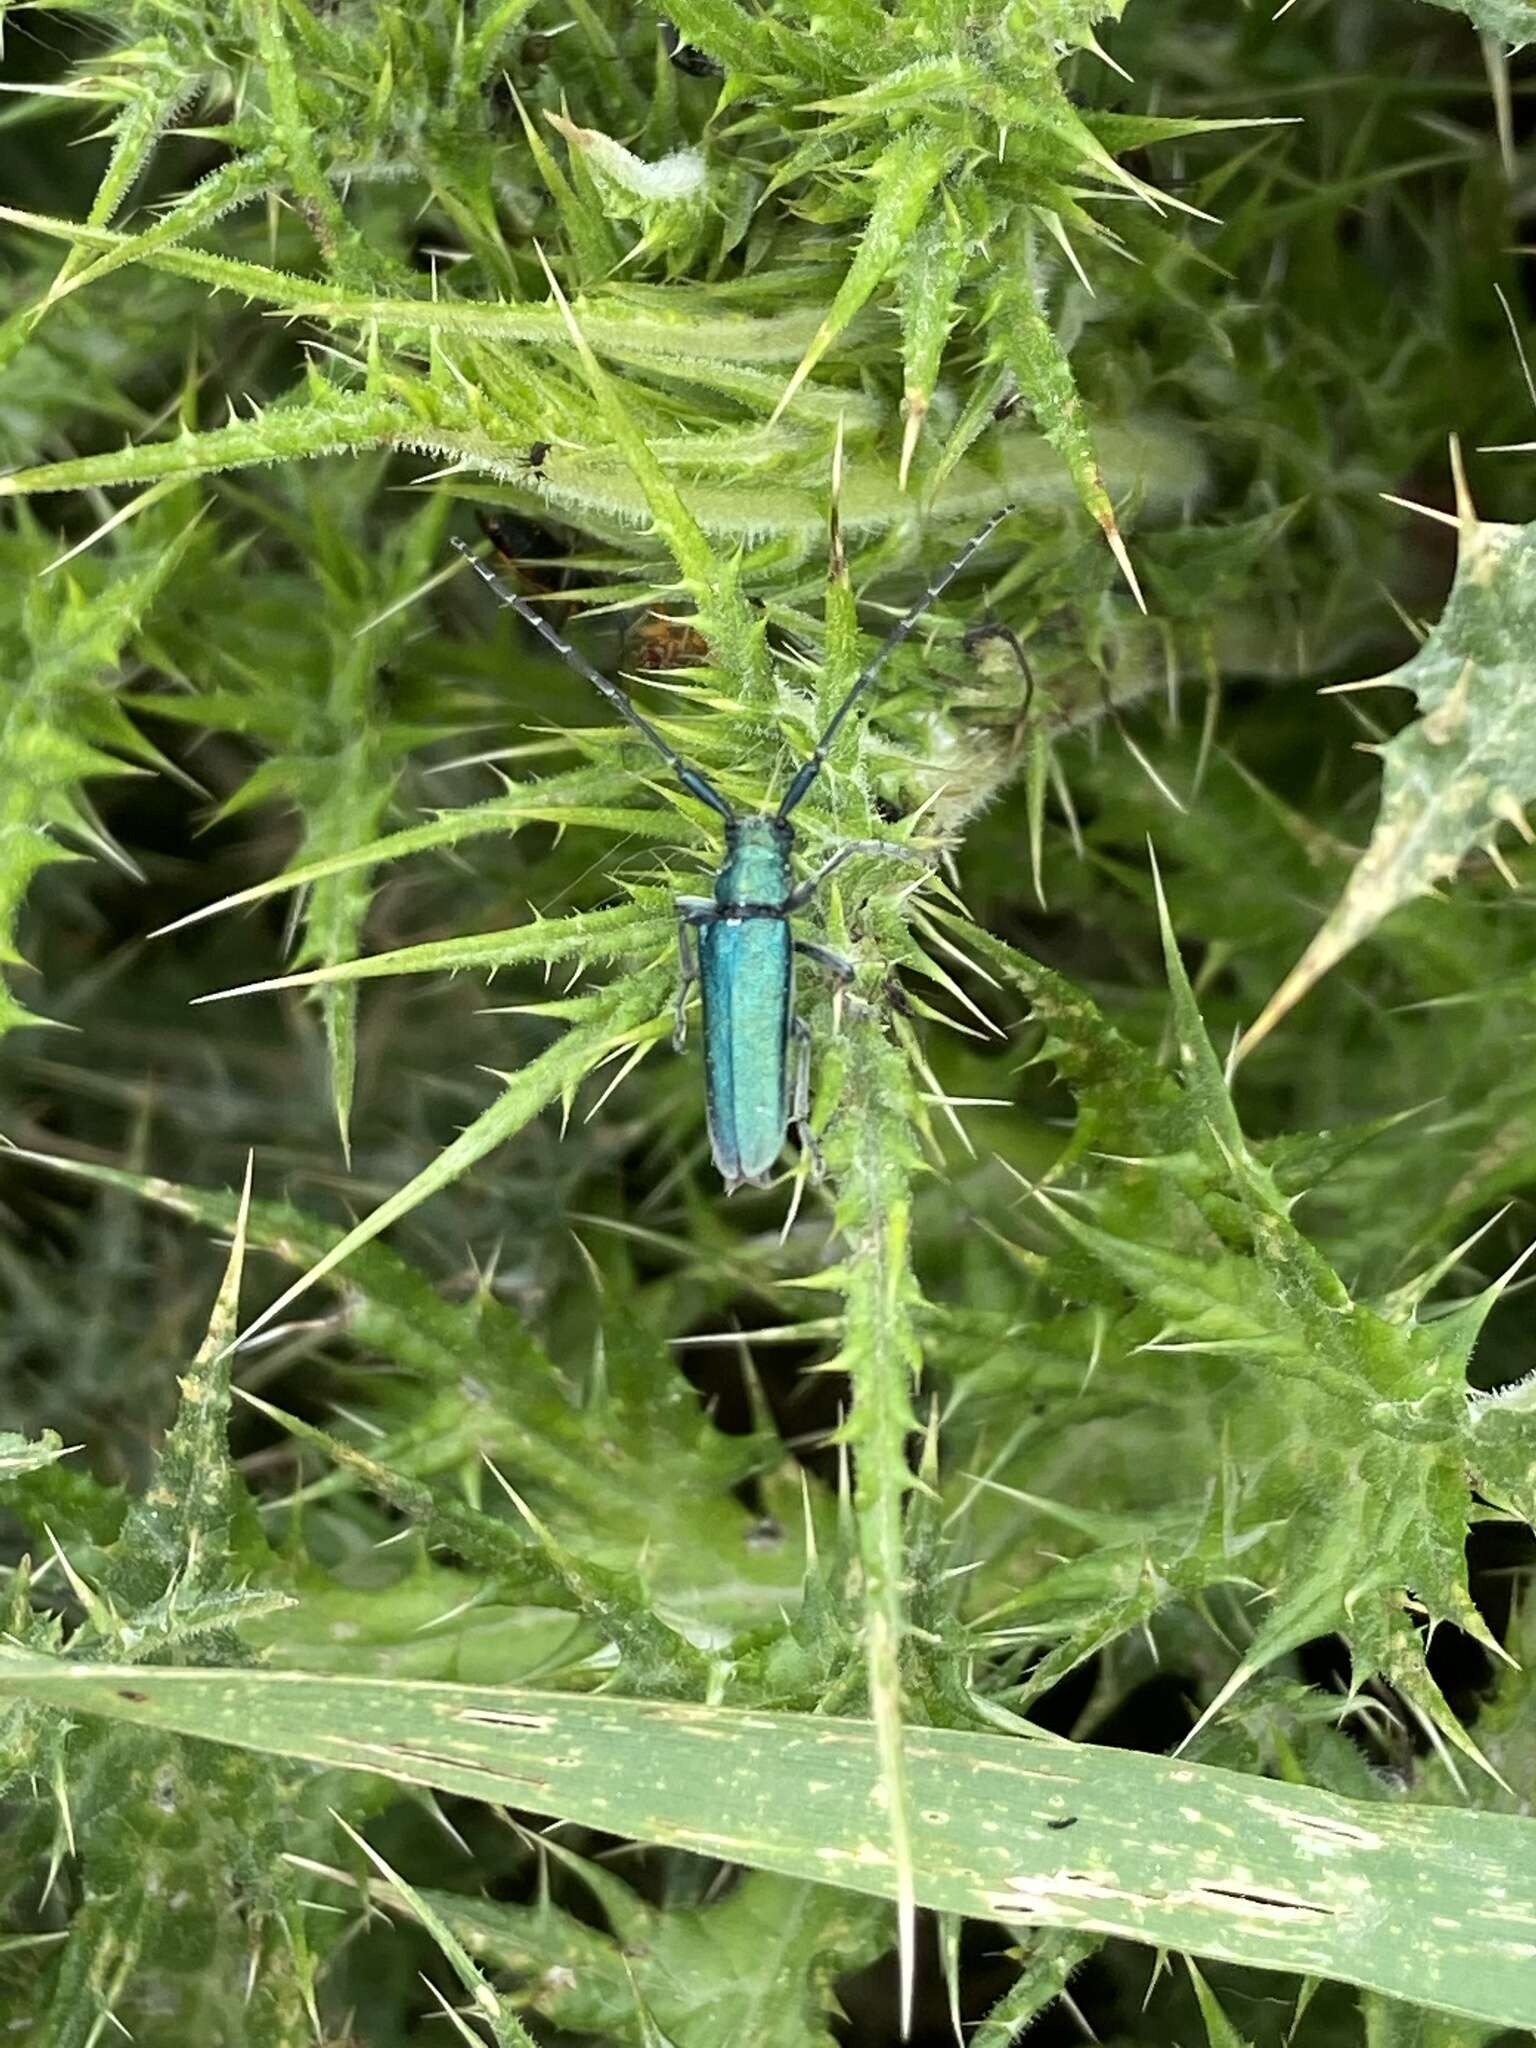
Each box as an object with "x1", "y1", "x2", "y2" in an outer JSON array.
[
  {"x1": 1420, "y1": 0, "x2": 1536, "y2": 35},
  {"x1": 0, "y1": 508, "x2": 199, "y2": 1038},
  {"x1": 1244, "y1": 478, "x2": 1536, "y2": 1054}
]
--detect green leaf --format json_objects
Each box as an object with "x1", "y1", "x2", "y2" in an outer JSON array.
[
  {"x1": 330, "y1": 1813, "x2": 539, "y2": 2048},
  {"x1": 373, "y1": 1858, "x2": 886, "y2": 2048},
  {"x1": 5, "y1": 1170, "x2": 327, "y2": 2042},
  {"x1": 896, "y1": 204, "x2": 969, "y2": 487},
  {"x1": 0, "y1": 507, "x2": 199, "y2": 1038},
  {"x1": 1187, "y1": 1958, "x2": 1258, "y2": 2048},
  {"x1": 946, "y1": 908, "x2": 1523, "y2": 1766},
  {"x1": 822, "y1": 1008, "x2": 928, "y2": 2010},
  {"x1": 773, "y1": 125, "x2": 960, "y2": 419},
  {"x1": 1244, "y1": 480, "x2": 1536, "y2": 1053},
  {"x1": 3, "y1": 1661, "x2": 1536, "y2": 2027},
  {"x1": 969, "y1": 1935, "x2": 1098, "y2": 2048},
  {"x1": 0, "y1": 1431, "x2": 70, "y2": 1479},
  {"x1": 986, "y1": 227, "x2": 1139, "y2": 597},
  {"x1": 1420, "y1": 0, "x2": 1536, "y2": 36},
  {"x1": 222, "y1": 981, "x2": 668, "y2": 1354}
]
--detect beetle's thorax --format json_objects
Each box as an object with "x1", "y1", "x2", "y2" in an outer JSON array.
[{"x1": 716, "y1": 813, "x2": 794, "y2": 909}]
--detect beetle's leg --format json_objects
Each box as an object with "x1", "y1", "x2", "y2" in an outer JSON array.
[
  {"x1": 787, "y1": 1016, "x2": 823, "y2": 1182},
  {"x1": 784, "y1": 839, "x2": 926, "y2": 913},
  {"x1": 673, "y1": 923, "x2": 697, "y2": 1052},
  {"x1": 673, "y1": 897, "x2": 715, "y2": 1051},
  {"x1": 794, "y1": 938, "x2": 854, "y2": 987}
]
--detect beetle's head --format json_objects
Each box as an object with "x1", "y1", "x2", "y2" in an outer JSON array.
[{"x1": 728, "y1": 812, "x2": 794, "y2": 853}]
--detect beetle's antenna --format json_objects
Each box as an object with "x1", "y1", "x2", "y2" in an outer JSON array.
[
  {"x1": 776, "y1": 505, "x2": 1012, "y2": 821},
  {"x1": 454, "y1": 538, "x2": 734, "y2": 820}
]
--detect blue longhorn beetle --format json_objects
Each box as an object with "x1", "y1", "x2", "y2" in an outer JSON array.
[{"x1": 453, "y1": 507, "x2": 1008, "y2": 1191}]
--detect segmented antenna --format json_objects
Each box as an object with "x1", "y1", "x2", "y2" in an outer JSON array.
[
  {"x1": 453, "y1": 537, "x2": 734, "y2": 820},
  {"x1": 776, "y1": 505, "x2": 1013, "y2": 821}
]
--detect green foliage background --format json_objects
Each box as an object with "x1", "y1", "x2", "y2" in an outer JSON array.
[{"x1": 3, "y1": 0, "x2": 1536, "y2": 2041}]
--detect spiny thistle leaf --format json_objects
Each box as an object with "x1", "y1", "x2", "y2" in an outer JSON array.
[
  {"x1": 531, "y1": 246, "x2": 769, "y2": 687},
  {"x1": 1187, "y1": 1959, "x2": 1258, "y2": 2048},
  {"x1": 0, "y1": 1170, "x2": 331, "y2": 2042},
  {"x1": 1421, "y1": 0, "x2": 1536, "y2": 35},
  {"x1": 0, "y1": 383, "x2": 450, "y2": 499},
  {"x1": 187, "y1": 899, "x2": 675, "y2": 997},
  {"x1": 142, "y1": 475, "x2": 474, "y2": 1154},
  {"x1": 123, "y1": 1158, "x2": 261, "y2": 1587},
  {"x1": 2, "y1": 1145, "x2": 806, "y2": 1670},
  {"x1": 1243, "y1": 464, "x2": 1536, "y2": 1055},
  {"x1": 970, "y1": 1935, "x2": 1100, "y2": 2048},
  {"x1": 235, "y1": 1381, "x2": 710, "y2": 1694},
  {"x1": 953, "y1": 901, "x2": 1535, "y2": 1771},
  {"x1": 821, "y1": 1008, "x2": 929, "y2": 2018},
  {"x1": 0, "y1": 1431, "x2": 71, "y2": 1479},
  {"x1": 152, "y1": 786, "x2": 684, "y2": 940},
  {"x1": 772, "y1": 124, "x2": 961, "y2": 421},
  {"x1": 0, "y1": 505, "x2": 200, "y2": 1039},
  {"x1": 330, "y1": 1813, "x2": 540, "y2": 2048},
  {"x1": 985, "y1": 229, "x2": 1143, "y2": 604},
  {"x1": 210, "y1": 979, "x2": 669, "y2": 1355},
  {"x1": 0, "y1": 0, "x2": 1255, "y2": 562},
  {"x1": 356, "y1": 1855, "x2": 888, "y2": 2048}
]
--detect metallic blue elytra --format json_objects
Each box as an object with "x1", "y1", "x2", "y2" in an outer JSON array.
[
  {"x1": 453, "y1": 506, "x2": 1009, "y2": 1190},
  {"x1": 700, "y1": 910, "x2": 794, "y2": 1190},
  {"x1": 696, "y1": 817, "x2": 796, "y2": 1190}
]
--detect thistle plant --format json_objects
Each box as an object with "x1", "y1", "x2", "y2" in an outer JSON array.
[{"x1": 3, "y1": 0, "x2": 1536, "y2": 2043}]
